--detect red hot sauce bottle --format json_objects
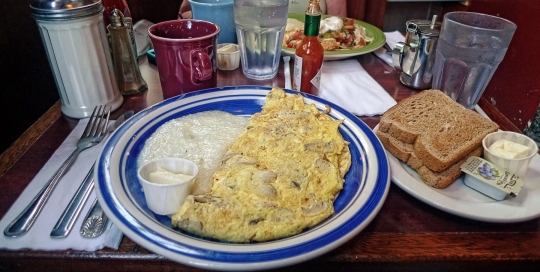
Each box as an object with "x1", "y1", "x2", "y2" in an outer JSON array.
[{"x1": 293, "y1": 0, "x2": 324, "y2": 96}]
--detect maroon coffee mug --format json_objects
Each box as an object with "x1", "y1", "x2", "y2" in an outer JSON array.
[{"x1": 148, "y1": 20, "x2": 220, "y2": 99}]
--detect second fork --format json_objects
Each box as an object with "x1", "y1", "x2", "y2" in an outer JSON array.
[{"x1": 3, "y1": 105, "x2": 111, "y2": 237}]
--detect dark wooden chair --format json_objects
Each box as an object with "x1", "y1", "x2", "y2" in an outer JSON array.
[{"x1": 346, "y1": 0, "x2": 387, "y2": 29}]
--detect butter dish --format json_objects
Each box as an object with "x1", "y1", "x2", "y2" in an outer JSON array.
[{"x1": 460, "y1": 156, "x2": 525, "y2": 200}]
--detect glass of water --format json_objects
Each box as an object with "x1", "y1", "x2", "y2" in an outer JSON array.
[
  {"x1": 432, "y1": 12, "x2": 516, "y2": 109},
  {"x1": 233, "y1": 0, "x2": 289, "y2": 80}
]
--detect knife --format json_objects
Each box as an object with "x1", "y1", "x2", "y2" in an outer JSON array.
[{"x1": 50, "y1": 110, "x2": 134, "y2": 239}]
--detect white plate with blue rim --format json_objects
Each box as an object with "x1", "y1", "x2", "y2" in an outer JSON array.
[{"x1": 95, "y1": 86, "x2": 390, "y2": 270}]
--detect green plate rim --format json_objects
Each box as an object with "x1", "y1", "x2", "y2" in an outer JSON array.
[{"x1": 282, "y1": 13, "x2": 386, "y2": 56}]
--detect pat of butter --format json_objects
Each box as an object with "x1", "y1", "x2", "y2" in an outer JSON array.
[
  {"x1": 149, "y1": 167, "x2": 193, "y2": 185},
  {"x1": 489, "y1": 139, "x2": 530, "y2": 159},
  {"x1": 460, "y1": 156, "x2": 525, "y2": 200}
]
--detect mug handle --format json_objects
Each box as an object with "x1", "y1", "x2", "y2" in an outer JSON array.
[{"x1": 191, "y1": 48, "x2": 213, "y2": 83}]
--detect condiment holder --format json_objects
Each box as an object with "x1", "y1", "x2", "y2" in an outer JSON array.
[
  {"x1": 482, "y1": 131, "x2": 538, "y2": 177},
  {"x1": 30, "y1": 0, "x2": 123, "y2": 118},
  {"x1": 138, "y1": 158, "x2": 199, "y2": 215},
  {"x1": 392, "y1": 16, "x2": 441, "y2": 89},
  {"x1": 216, "y1": 43, "x2": 240, "y2": 71}
]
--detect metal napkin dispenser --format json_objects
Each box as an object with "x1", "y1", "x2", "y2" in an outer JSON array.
[{"x1": 392, "y1": 17, "x2": 441, "y2": 89}]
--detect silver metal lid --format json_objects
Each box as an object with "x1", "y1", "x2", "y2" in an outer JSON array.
[
  {"x1": 109, "y1": 9, "x2": 125, "y2": 28},
  {"x1": 30, "y1": 0, "x2": 103, "y2": 21},
  {"x1": 407, "y1": 21, "x2": 441, "y2": 37},
  {"x1": 405, "y1": 16, "x2": 441, "y2": 37}
]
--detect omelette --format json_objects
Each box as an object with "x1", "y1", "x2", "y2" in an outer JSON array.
[{"x1": 172, "y1": 88, "x2": 351, "y2": 242}]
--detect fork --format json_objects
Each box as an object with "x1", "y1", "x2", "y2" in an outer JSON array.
[{"x1": 4, "y1": 105, "x2": 111, "y2": 237}]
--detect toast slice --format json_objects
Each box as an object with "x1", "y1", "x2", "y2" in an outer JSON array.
[
  {"x1": 378, "y1": 90, "x2": 498, "y2": 172},
  {"x1": 417, "y1": 146, "x2": 482, "y2": 189},
  {"x1": 376, "y1": 130, "x2": 423, "y2": 170},
  {"x1": 377, "y1": 129, "x2": 483, "y2": 188}
]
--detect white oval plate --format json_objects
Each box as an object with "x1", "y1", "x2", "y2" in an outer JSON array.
[
  {"x1": 375, "y1": 125, "x2": 540, "y2": 223},
  {"x1": 95, "y1": 86, "x2": 390, "y2": 270}
]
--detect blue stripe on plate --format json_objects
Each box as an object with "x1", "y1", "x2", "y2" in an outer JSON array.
[{"x1": 96, "y1": 86, "x2": 389, "y2": 265}]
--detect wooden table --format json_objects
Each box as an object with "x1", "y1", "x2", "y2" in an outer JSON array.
[{"x1": 1, "y1": 53, "x2": 538, "y2": 271}]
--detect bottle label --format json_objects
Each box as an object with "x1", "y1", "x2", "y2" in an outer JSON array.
[
  {"x1": 293, "y1": 55, "x2": 303, "y2": 92},
  {"x1": 304, "y1": 14, "x2": 321, "y2": 37},
  {"x1": 310, "y1": 63, "x2": 323, "y2": 91}
]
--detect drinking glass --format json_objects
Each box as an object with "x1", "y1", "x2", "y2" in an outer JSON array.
[
  {"x1": 233, "y1": 0, "x2": 289, "y2": 80},
  {"x1": 432, "y1": 12, "x2": 516, "y2": 109}
]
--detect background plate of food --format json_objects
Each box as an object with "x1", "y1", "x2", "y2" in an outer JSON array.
[
  {"x1": 281, "y1": 14, "x2": 386, "y2": 61},
  {"x1": 95, "y1": 86, "x2": 390, "y2": 270}
]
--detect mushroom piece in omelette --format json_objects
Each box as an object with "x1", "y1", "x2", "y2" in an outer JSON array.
[{"x1": 172, "y1": 88, "x2": 351, "y2": 242}]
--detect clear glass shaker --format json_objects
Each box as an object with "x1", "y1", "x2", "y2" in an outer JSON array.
[{"x1": 30, "y1": 0, "x2": 123, "y2": 118}]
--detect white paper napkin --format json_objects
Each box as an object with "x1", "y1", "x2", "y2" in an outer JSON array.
[
  {"x1": 319, "y1": 59, "x2": 396, "y2": 116},
  {"x1": 373, "y1": 31, "x2": 406, "y2": 67},
  {"x1": 0, "y1": 119, "x2": 123, "y2": 251}
]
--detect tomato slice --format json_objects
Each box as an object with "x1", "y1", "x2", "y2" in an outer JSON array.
[
  {"x1": 359, "y1": 38, "x2": 366, "y2": 46},
  {"x1": 291, "y1": 30, "x2": 303, "y2": 41}
]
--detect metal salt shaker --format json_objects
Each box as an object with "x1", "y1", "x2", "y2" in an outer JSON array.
[
  {"x1": 392, "y1": 16, "x2": 441, "y2": 89},
  {"x1": 108, "y1": 9, "x2": 147, "y2": 95},
  {"x1": 30, "y1": 0, "x2": 123, "y2": 118}
]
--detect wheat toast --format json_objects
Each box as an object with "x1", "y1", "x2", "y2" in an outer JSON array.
[
  {"x1": 378, "y1": 90, "x2": 498, "y2": 172},
  {"x1": 377, "y1": 129, "x2": 483, "y2": 188}
]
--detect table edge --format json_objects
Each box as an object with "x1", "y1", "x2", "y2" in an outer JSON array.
[{"x1": 0, "y1": 101, "x2": 62, "y2": 178}]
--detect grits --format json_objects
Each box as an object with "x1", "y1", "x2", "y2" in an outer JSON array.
[{"x1": 137, "y1": 111, "x2": 249, "y2": 195}]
